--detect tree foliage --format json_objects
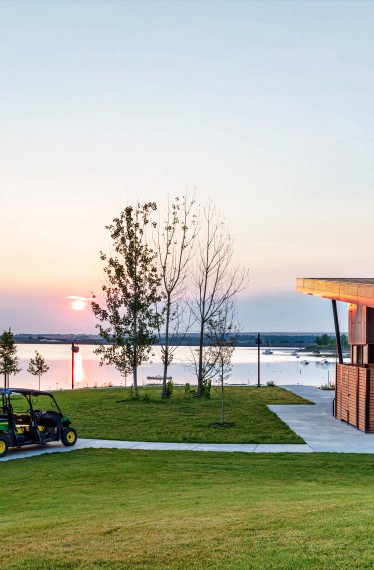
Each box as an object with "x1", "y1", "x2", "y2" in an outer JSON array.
[
  {"x1": 27, "y1": 351, "x2": 49, "y2": 390},
  {"x1": 0, "y1": 328, "x2": 21, "y2": 388},
  {"x1": 92, "y1": 203, "x2": 163, "y2": 398}
]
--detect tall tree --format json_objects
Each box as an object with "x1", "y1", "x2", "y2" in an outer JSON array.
[
  {"x1": 92, "y1": 202, "x2": 163, "y2": 399},
  {"x1": 155, "y1": 194, "x2": 198, "y2": 399},
  {"x1": 0, "y1": 328, "x2": 21, "y2": 388},
  {"x1": 189, "y1": 202, "x2": 248, "y2": 397},
  {"x1": 27, "y1": 351, "x2": 49, "y2": 391}
]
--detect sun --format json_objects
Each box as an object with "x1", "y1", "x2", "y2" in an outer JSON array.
[
  {"x1": 72, "y1": 299, "x2": 86, "y2": 311},
  {"x1": 67, "y1": 296, "x2": 89, "y2": 311}
]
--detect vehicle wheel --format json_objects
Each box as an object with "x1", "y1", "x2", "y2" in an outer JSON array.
[
  {"x1": 61, "y1": 427, "x2": 77, "y2": 447},
  {"x1": 0, "y1": 435, "x2": 9, "y2": 458}
]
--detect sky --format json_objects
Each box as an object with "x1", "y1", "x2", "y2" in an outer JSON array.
[{"x1": 1, "y1": 0, "x2": 374, "y2": 334}]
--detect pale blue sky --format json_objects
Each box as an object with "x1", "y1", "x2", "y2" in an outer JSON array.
[{"x1": 1, "y1": 0, "x2": 373, "y2": 332}]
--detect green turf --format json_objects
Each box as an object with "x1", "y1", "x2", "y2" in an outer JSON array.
[
  {"x1": 1, "y1": 450, "x2": 373, "y2": 569},
  {"x1": 51, "y1": 385, "x2": 310, "y2": 443}
]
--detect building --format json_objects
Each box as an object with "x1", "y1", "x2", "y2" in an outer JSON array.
[{"x1": 296, "y1": 278, "x2": 374, "y2": 433}]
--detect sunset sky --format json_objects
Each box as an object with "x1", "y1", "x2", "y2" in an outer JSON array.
[{"x1": 1, "y1": 0, "x2": 374, "y2": 334}]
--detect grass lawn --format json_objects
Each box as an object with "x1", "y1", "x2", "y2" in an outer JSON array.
[
  {"x1": 1, "y1": 450, "x2": 374, "y2": 569},
  {"x1": 51, "y1": 386, "x2": 310, "y2": 443}
]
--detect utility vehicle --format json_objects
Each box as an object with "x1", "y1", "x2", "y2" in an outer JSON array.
[{"x1": 0, "y1": 388, "x2": 77, "y2": 458}]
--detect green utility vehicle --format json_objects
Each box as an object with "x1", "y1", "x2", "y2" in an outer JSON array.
[{"x1": 0, "y1": 388, "x2": 77, "y2": 458}]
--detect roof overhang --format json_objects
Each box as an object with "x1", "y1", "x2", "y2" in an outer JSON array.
[{"x1": 296, "y1": 278, "x2": 374, "y2": 309}]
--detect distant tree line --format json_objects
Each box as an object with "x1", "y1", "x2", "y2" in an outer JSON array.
[{"x1": 314, "y1": 333, "x2": 348, "y2": 349}]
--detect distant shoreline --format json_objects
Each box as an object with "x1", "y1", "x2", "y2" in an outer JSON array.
[{"x1": 14, "y1": 332, "x2": 346, "y2": 348}]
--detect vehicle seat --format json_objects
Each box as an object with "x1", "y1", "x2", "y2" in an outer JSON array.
[{"x1": 14, "y1": 413, "x2": 31, "y2": 428}]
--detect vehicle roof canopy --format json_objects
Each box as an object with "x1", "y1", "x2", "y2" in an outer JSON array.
[{"x1": 0, "y1": 388, "x2": 54, "y2": 397}]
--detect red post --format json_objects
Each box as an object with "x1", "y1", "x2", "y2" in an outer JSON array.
[{"x1": 71, "y1": 343, "x2": 79, "y2": 390}]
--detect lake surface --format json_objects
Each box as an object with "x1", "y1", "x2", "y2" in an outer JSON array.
[{"x1": 7, "y1": 344, "x2": 347, "y2": 391}]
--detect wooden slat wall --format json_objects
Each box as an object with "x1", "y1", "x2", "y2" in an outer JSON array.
[
  {"x1": 336, "y1": 366, "x2": 342, "y2": 419},
  {"x1": 336, "y1": 364, "x2": 371, "y2": 432},
  {"x1": 358, "y1": 368, "x2": 367, "y2": 432},
  {"x1": 348, "y1": 368, "x2": 357, "y2": 426},
  {"x1": 369, "y1": 366, "x2": 374, "y2": 432}
]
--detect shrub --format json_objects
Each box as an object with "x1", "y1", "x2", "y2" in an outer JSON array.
[
  {"x1": 166, "y1": 380, "x2": 174, "y2": 399},
  {"x1": 125, "y1": 385, "x2": 138, "y2": 400},
  {"x1": 202, "y1": 379, "x2": 212, "y2": 399},
  {"x1": 266, "y1": 381, "x2": 276, "y2": 387},
  {"x1": 184, "y1": 383, "x2": 196, "y2": 399}
]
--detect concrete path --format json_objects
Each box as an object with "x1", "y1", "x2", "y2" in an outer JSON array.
[
  {"x1": 270, "y1": 385, "x2": 374, "y2": 453},
  {"x1": 0, "y1": 438, "x2": 312, "y2": 461},
  {"x1": 2, "y1": 385, "x2": 374, "y2": 461}
]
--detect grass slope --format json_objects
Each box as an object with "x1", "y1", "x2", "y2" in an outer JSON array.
[
  {"x1": 54, "y1": 386, "x2": 309, "y2": 443},
  {"x1": 1, "y1": 450, "x2": 374, "y2": 569}
]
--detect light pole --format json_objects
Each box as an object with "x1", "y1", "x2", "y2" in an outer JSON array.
[
  {"x1": 71, "y1": 343, "x2": 79, "y2": 390},
  {"x1": 255, "y1": 333, "x2": 262, "y2": 387}
]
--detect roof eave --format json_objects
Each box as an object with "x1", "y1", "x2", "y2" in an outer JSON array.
[{"x1": 296, "y1": 278, "x2": 374, "y2": 309}]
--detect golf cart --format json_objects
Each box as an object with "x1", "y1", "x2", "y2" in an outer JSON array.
[{"x1": 0, "y1": 388, "x2": 77, "y2": 458}]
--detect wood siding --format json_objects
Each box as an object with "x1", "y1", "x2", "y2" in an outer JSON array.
[{"x1": 336, "y1": 364, "x2": 371, "y2": 432}]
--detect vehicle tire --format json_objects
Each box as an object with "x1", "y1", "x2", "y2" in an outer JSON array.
[
  {"x1": 61, "y1": 427, "x2": 77, "y2": 447},
  {"x1": 0, "y1": 435, "x2": 9, "y2": 458}
]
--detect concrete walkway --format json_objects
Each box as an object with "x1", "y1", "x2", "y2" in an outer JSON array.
[
  {"x1": 2, "y1": 385, "x2": 374, "y2": 461},
  {"x1": 270, "y1": 385, "x2": 374, "y2": 453},
  {"x1": 0, "y1": 438, "x2": 312, "y2": 461}
]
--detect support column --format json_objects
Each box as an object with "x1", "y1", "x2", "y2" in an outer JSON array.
[{"x1": 332, "y1": 300, "x2": 343, "y2": 364}]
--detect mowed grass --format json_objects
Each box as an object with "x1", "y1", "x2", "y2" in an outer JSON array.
[
  {"x1": 53, "y1": 386, "x2": 310, "y2": 443},
  {"x1": 1, "y1": 450, "x2": 374, "y2": 569}
]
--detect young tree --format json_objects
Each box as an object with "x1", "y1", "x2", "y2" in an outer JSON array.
[
  {"x1": 206, "y1": 305, "x2": 239, "y2": 424},
  {"x1": 189, "y1": 202, "x2": 248, "y2": 397},
  {"x1": 0, "y1": 328, "x2": 21, "y2": 388},
  {"x1": 92, "y1": 202, "x2": 163, "y2": 399},
  {"x1": 155, "y1": 194, "x2": 198, "y2": 399},
  {"x1": 27, "y1": 351, "x2": 49, "y2": 390}
]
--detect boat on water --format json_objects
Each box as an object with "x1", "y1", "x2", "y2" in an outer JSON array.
[
  {"x1": 262, "y1": 349, "x2": 273, "y2": 355},
  {"x1": 146, "y1": 375, "x2": 172, "y2": 380}
]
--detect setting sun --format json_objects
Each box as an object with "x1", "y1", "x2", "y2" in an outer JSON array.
[{"x1": 67, "y1": 296, "x2": 89, "y2": 311}]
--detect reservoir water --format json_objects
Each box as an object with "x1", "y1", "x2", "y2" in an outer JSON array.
[{"x1": 8, "y1": 344, "x2": 346, "y2": 391}]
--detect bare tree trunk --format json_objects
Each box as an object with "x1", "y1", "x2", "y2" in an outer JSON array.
[
  {"x1": 133, "y1": 245, "x2": 140, "y2": 400},
  {"x1": 133, "y1": 361, "x2": 139, "y2": 398},
  {"x1": 221, "y1": 359, "x2": 225, "y2": 424},
  {"x1": 197, "y1": 321, "x2": 205, "y2": 397},
  {"x1": 161, "y1": 297, "x2": 171, "y2": 399},
  {"x1": 133, "y1": 320, "x2": 139, "y2": 399}
]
